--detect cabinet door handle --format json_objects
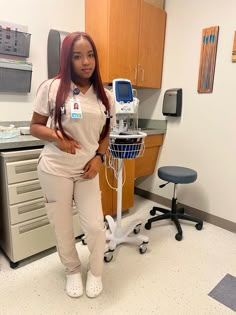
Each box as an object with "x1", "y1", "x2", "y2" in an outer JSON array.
[
  {"x1": 134, "y1": 67, "x2": 137, "y2": 81},
  {"x1": 138, "y1": 64, "x2": 145, "y2": 82},
  {"x1": 141, "y1": 68, "x2": 145, "y2": 82}
]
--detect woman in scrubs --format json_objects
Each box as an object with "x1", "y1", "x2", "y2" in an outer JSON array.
[{"x1": 30, "y1": 32, "x2": 115, "y2": 298}]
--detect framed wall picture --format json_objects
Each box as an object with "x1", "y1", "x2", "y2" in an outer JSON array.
[
  {"x1": 197, "y1": 26, "x2": 219, "y2": 93},
  {"x1": 232, "y1": 31, "x2": 236, "y2": 62}
]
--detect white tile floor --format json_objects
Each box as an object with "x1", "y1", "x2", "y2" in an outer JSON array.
[{"x1": 0, "y1": 195, "x2": 235, "y2": 315}]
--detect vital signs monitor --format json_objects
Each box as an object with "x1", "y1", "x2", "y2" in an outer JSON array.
[{"x1": 112, "y1": 79, "x2": 135, "y2": 114}]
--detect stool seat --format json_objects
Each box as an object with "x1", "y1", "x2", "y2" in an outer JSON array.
[{"x1": 158, "y1": 166, "x2": 197, "y2": 184}]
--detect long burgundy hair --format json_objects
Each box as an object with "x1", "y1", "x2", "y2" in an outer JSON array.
[{"x1": 53, "y1": 32, "x2": 110, "y2": 140}]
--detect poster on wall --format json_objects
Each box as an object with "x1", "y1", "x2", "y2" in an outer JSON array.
[
  {"x1": 232, "y1": 31, "x2": 236, "y2": 62},
  {"x1": 197, "y1": 26, "x2": 219, "y2": 93}
]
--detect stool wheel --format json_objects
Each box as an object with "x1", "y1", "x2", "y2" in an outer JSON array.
[
  {"x1": 195, "y1": 222, "x2": 203, "y2": 230},
  {"x1": 150, "y1": 209, "x2": 156, "y2": 216},
  {"x1": 104, "y1": 219, "x2": 109, "y2": 230},
  {"x1": 104, "y1": 250, "x2": 114, "y2": 263},
  {"x1": 175, "y1": 233, "x2": 182, "y2": 241},
  {"x1": 81, "y1": 237, "x2": 87, "y2": 246},
  {"x1": 139, "y1": 242, "x2": 148, "y2": 254},
  {"x1": 144, "y1": 222, "x2": 151, "y2": 230},
  {"x1": 79, "y1": 234, "x2": 87, "y2": 245},
  {"x1": 133, "y1": 224, "x2": 141, "y2": 234}
]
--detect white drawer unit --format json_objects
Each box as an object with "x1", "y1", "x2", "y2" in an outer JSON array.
[
  {"x1": 8, "y1": 179, "x2": 43, "y2": 205},
  {"x1": 10, "y1": 197, "x2": 46, "y2": 224},
  {"x1": 10, "y1": 212, "x2": 81, "y2": 263},
  {"x1": 6, "y1": 158, "x2": 39, "y2": 184},
  {"x1": 0, "y1": 148, "x2": 83, "y2": 268}
]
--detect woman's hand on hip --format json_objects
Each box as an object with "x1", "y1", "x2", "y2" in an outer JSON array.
[
  {"x1": 56, "y1": 130, "x2": 81, "y2": 154},
  {"x1": 80, "y1": 156, "x2": 102, "y2": 179}
]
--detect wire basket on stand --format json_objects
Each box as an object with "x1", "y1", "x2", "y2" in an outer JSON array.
[
  {"x1": 109, "y1": 132, "x2": 146, "y2": 159},
  {"x1": 104, "y1": 131, "x2": 149, "y2": 263}
]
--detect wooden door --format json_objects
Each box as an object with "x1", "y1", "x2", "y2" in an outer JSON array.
[
  {"x1": 137, "y1": 1, "x2": 166, "y2": 88},
  {"x1": 112, "y1": 159, "x2": 135, "y2": 213},
  {"x1": 99, "y1": 158, "x2": 135, "y2": 216},
  {"x1": 108, "y1": 0, "x2": 141, "y2": 84},
  {"x1": 135, "y1": 134, "x2": 164, "y2": 178}
]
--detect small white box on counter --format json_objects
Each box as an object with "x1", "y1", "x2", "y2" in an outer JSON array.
[{"x1": 19, "y1": 127, "x2": 31, "y2": 135}]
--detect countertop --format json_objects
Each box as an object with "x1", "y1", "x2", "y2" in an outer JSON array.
[
  {"x1": 138, "y1": 119, "x2": 167, "y2": 135},
  {"x1": 0, "y1": 121, "x2": 45, "y2": 150},
  {"x1": 0, "y1": 119, "x2": 167, "y2": 151},
  {"x1": 140, "y1": 128, "x2": 166, "y2": 135},
  {"x1": 0, "y1": 135, "x2": 45, "y2": 150}
]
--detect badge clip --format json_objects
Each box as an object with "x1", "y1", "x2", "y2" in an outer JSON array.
[{"x1": 61, "y1": 105, "x2": 66, "y2": 115}]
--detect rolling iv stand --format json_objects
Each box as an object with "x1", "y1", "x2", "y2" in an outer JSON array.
[{"x1": 104, "y1": 79, "x2": 149, "y2": 263}]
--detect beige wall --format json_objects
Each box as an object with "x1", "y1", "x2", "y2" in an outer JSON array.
[
  {"x1": 0, "y1": 0, "x2": 85, "y2": 121},
  {"x1": 137, "y1": 0, "x2": 236, "y2": 224}
]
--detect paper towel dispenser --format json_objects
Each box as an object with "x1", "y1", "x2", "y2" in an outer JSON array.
[
  {"x1": 47, "y1": 29, "x2": 69, "y2": 79},
  {"x1": 162, "y1": 88, "x2": 182, "y2": 117}
]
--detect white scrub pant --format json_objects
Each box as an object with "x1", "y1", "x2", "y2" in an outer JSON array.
[{"x1": 38, "y1": 168, "x2": 106, "y2": 276}]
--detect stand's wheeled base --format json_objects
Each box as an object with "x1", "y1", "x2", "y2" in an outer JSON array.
[{"x1": 104, "y1": 215, "x2": 149, "y2": 262}]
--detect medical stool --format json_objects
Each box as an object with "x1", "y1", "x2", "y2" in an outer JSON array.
[{"x1": 144, "y1": 166, "x2": 203, "y2": 241}]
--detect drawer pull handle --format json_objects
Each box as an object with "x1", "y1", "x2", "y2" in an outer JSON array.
[
  {"x1": 16, "y1": 183, "x2": 41, "y2": 195},
  {"x1": 19, "y1": 218, "x2": 49, "y2": 234},
  {"x1": 15, "y1": 163, "x2": 37, "y2": 174},
  {"x1": 18, "y1": 202, "x2": 45, "y2": 215}
]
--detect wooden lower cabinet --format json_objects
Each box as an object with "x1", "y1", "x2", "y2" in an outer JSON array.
[
  {"x1": 135, "y1": 134, "x2": 164, "y2": 178},
  {"x1": 99, "y1": 159, "x2": 135, "y2": 216},
  {"x1": 99, "y1": 160, "x2": 113, "y2": 216}
]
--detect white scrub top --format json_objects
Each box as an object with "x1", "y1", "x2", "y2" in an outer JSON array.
[{"x1": 33, "y1": 79, "x2": 115, "y2": 177}]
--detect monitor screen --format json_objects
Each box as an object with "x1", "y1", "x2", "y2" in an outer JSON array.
[{"x1": 115, "y1": 81, "x2": 133, "y2": 102}]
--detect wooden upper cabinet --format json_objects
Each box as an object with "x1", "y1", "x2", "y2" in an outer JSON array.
[
  {"x1": 85, "y1": 0, "x2": 109, "y2": 81},
  {"x1": 85, "y1": 0, "x2": 166, "y2": 88},
  {"x1": 137, "y1": 1, "x2": 166, "y2": 88},
  {"x1": 108, "y1": 0, "x2": 140, "y2": 84}
]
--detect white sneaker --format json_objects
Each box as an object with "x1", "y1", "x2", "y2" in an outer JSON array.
[
  {"x1": 86, "y1": 270, "x2": 103, "y2": 298},
  {"x1": 66, "y1": 273, "x2": 84, "y2": 298}
]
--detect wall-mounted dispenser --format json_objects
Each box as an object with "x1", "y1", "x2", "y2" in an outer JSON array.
[
  {"x1": 162, "y1": 88, "x2": 182, "y2": 117},
  {"x1": 47, "y1": 29, "x2": 69, "y2": 79},
  {"x1": 0, "y1": 61, "x2": 32, "y2": 93},
  {"x1": 0, "y1": 28, "x2": 31, "y2": 58}
]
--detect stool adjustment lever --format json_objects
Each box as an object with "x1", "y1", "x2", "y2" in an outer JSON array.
[{"x1": 159, "y1": 182, "x2": 169, "y2": 188}]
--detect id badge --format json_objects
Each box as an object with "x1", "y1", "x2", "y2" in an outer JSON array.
[{"x1": 70, "y1": 99, "x2": 82, "y2": 119}]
